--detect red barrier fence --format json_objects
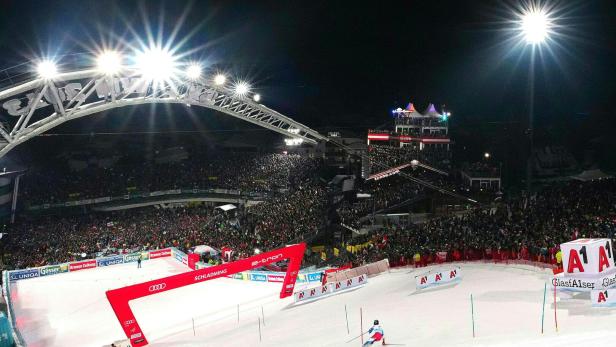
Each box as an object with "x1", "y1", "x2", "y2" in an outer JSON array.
[
  {"x1": 388, "y1": 248, "x2": 558, "y2": 270},
  {"x1": 105, "y1": 243, "x2": 306, "y2": 347}
]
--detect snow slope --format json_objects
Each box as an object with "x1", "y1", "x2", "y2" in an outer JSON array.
[{"x1": 10, "y1": 261, "x2": 616, "y2": 347}]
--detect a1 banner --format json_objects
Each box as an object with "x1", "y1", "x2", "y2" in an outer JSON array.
[
  {"x1": 332, "y1": 274, "x2": 368, "y2": 292},
  {"x1": 415, "y1": 267, "x2": 463, "y2": 290},
  {"x1": 294, "y1": 283, "x2": 333, "y2": 302},
  {"x1": 69, "y1": 259, "x2": 97, "y2": 272},
  {"x1": 591, "y1": 289, "x2": 616, "y2": 307},
  {"x1": 295, "y1": 274, "x2": 368, "y2": 303}
]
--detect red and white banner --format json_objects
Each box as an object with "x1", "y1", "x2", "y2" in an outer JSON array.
[
  {"x1": 591, "y1": 288, "x2": 616, "y2": 307},
  {"x1": 106, "y1": 243, "x2": 306, "y2": 347},
  {"x1": 368, "y1": 164, "x2": 410, "y2": 181},
  {"x1": 436, "y1": 252, "x2": 447, "y2": 262},
  {"x1": 294, "y1": 274, "x2": 367, "y2": 303},
  {"x1": 68, "y1": 259, "x2": 96, "y2": 272},
  {"x1": 367, "y1": 133, "x2": 390, "y2": 141},
  {"x1": 294, "y1": 283, "x2": 333, "y2": 302},
  {"x1": 415, "y1": 267, "x2": 462, "y2": 290},
  {"x1": 149, "y1": 248, "x2": 172, "y2": 259},
  {"x1": 267, "y1": 274, "x2": 285, "y2": 283},
  {"x1": 561, "y1": 239, "x2": 614, "y2": 277},
  {"x1": 331, "y1": 273, "x2": 367, "y2": 292}
]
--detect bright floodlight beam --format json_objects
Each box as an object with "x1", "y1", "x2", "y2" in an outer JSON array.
[
  {"x1": 214, "y1": 74, "x2": 226, "y2": 85},
  {"x1": 235, "y1": 81, "x2": 250, "y2": 95},
  {"x1": 253, "y1": 94, "x2": 261, "y2": 102},
  {"x1": 186, "y1": 64, "x2": 201, "y2": 79},
  {"x1": 520, "y1": 8, "x2": 550, "y2": 44},
  {"x1": 37, "y1": 61, "x2": 58, "y2": 79},
  {"x1": 97, "y1": 51, "x2": 122, "y2": 75},
  {"x1": 135, "y1": 47, "x2": 176, "y2": 80}
]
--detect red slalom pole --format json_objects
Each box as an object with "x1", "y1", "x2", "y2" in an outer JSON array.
[{"x1": 553, "y1": 283, "x2": 558, "y2": 332}]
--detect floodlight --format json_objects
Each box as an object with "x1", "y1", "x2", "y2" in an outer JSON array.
[
  {"x1": 37, "y1": 61, "x2": 58, "y2": 79},
  {"x1": 484, "y1": 152, "x2": 491, "y2": 159},
  {"x1": 234, "y1": 81, "x2": 250, "y2": 95},
  {"x1": 521, "y1": 10, "x2": 550, "y2": 44},
  {"x1": 135, "y1": 47, "x2": 177, "y2": 80},
  {"x1": 214, "y1": 74, "x2": 226, "y2": 85},
  {"x1": 186, "y1": 64, "x2": 201, "y2": 79},
  {"x1": 97, "y1": 51, "x2": 122, "y2": 75},
  {"x1": 253, "y1": 93, "x2": 261, "y2": 102}
]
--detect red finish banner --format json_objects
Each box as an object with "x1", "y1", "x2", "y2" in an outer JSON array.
[
  {"x1": 68, "y1": 259, "x2": 96, "y2": 272},
  {"x1": 148, "y1": 248, "x2": 172, "y2": 259},
  {"x1": 106, "y1": 243, "x2": 306, "y2": 346}
]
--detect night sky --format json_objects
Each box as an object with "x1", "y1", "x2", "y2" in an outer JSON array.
[{"x1": 1, "y1": 1, "x2": 616, "y2": 170}]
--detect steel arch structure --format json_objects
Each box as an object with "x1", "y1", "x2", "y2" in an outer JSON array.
[{"x1": 0, "y1": 68, "x2": 326, "y2": 158}]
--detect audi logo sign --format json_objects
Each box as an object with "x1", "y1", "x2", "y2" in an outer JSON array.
[{"x1": 149, "y1": 283, "x2": 166, "y2": 292}]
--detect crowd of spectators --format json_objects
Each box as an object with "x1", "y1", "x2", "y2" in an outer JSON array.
[
  {"x1": 21, "y1": 151, "x2": 320, "y2": 205},
  {"x1": 4, "y1": 140, "x2": 616, "y2": 278},
  {"x1": 367, "y1": 144, "x2": 450, "y2": 173},
  {"x1": 340, "y1": 179, "x2": 616, "y2": 267},
  {"x1": 462, "y1": 162, "x2": 501, "y2": 178},
  {"x1": 0, "y1": 179, "x2": 326, "y2": 269},
  {"x1": 1, "y1": 152, "x2": 326, "y2": 270},
  {"x1": 338, "y1": 176, "x2": 424, "y2": 229},
  {"x1": 338, "y1": 167, "x2": 461, "y2": 229}
]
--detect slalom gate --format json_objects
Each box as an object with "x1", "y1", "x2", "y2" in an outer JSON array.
[{"x1": 105, "y1": 243, "x2": 306, "y2": 347}]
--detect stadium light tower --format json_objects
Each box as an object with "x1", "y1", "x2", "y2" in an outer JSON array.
[
  {"x1": 36, "y1": 60, "x2": 58, "y2": 79},
  {"x1": 516, "y1": 4, "x2": 554, "y2": 193}
]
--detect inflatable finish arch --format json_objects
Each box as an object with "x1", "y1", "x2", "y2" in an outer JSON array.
[{"x1": 106, "y1": 243, "x2": 306, "y2": 346}]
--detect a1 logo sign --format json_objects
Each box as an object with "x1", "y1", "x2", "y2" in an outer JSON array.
[{"x1": 563, "y1": 239, "x2": 614, "y2": 275}]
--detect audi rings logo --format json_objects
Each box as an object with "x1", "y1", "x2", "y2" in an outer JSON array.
[{"x1": 149, "y1": 283, "x2": 166, "y2": 292}]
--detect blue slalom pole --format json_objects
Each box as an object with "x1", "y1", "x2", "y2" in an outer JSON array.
[{"x1": 541, "y1": 282, "x2": 547, "y2": 334}]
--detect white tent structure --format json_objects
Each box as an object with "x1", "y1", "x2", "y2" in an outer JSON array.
[
  {"x1": 423, "y1": 103, "x2": 442, "y2": 118},
  {"x1": 403, "y1": 102, "x2": 425, "y2": 118},
  {"x1": 571, "y1": 169, "x2": 613, "y2": 182},
  {"x1": 215, "y1": 204, "x2": 237, "y2": 212},
  {"x1": 193, "y1": 245, "x2": 219, "y2": 256}
]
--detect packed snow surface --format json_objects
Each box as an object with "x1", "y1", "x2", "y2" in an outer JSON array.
[{"x1": 10, "y1": 260, "x2": 616, "y2": 347}]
